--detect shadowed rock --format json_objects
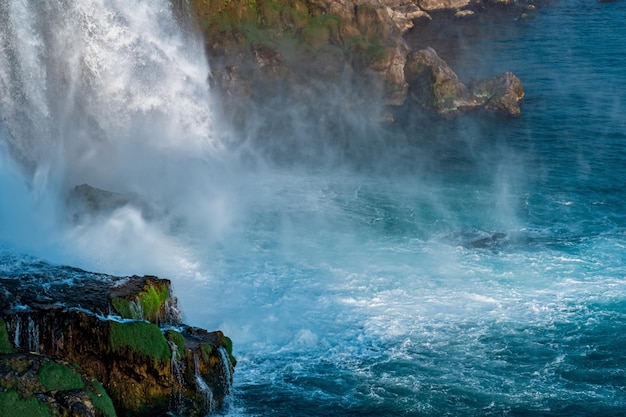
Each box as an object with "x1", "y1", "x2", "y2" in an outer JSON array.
[{"x1": 67, "y1": 184, "x2": 160, "y2": 222}]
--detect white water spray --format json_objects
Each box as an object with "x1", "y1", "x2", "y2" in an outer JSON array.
[{"x1": 0, "y1": 0, "x2": 238, "y2": 277}]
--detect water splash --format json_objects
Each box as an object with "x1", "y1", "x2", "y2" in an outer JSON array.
[
  {"x1": 0, "y1": 0, "x2": 230, "y2": 277},
  {"x1": 0, "y1": 0, "x2": 217, "y2": 174}
]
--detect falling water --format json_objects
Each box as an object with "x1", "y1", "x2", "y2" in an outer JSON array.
[
  {"x1": 217, "y1": 346, "x2": 233, "y2": 389},
  {"x1": 168, "y1": 340, "x2": 185, "y2": 412},
  {"x1": 12, "y1": 316, "x2": 20, "y2": 349},
  {"x1": 193, "y1": 353, "x2": 215, "y2": 413},
  {"x1": 27, "y1": 315, "x2": 39, "y2": 352}
]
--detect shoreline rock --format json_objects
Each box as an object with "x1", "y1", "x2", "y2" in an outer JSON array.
[
  {"x1": 0, "y1": 259, "x2": 235, "y2": 417},
  {"x1": 187, "y1": 0, "x2": 539, "y2": 119}
]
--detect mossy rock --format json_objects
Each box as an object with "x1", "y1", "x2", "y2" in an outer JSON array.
[
  {"x1": 111, "y1": 278, "x2": 171, "y2": 323},
  {"x1": 38, "y1": 360, "x2": 85, "y2": 392},
  {"x1": 0, "y1": 390, "x2": 52, "y2": 417},
  {"x1": 87, "y1": 378, "x2": 117, "y2": 417},
  {"x1": 109, "y1": 321, "x2": 171, "y2": 363},
  {"x1": 165, "y1": 329, "x2": 186, "y2": 360},
  {"x1": 0, "y1": 355, "x2": 118, "y2": 417}
]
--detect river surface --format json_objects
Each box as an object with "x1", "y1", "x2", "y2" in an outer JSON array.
[{"x1": 1, "y1": 0, "x2": 625, "y2": 416}]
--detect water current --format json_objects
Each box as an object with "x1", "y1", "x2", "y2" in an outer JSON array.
[{"x1": 1, "y1": 0, "x2": 625, "y2": 416}]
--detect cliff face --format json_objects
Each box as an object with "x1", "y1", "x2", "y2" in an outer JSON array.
[
  {"x1": 0, "y1": 257, "x2": 235, "y2": 417},
  {"x1": 188, "y1": 0, "x2": 538, "y2": 117}
]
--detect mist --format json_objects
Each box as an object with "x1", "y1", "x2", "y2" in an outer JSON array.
[{"x1": 0, "y1": 0, "x2": 540, "y2": 351}]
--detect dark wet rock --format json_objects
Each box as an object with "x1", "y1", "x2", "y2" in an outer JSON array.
[
  {"x1": 0, "y1": 258, "x2": 235, "y2": 417},
  {"x1": 443, "y1": 230, "x2": 510, "y2": 250},
  {"x1": 67, "y1": 184, "x2": 160, "y2": 223},
  {"x1": 470, "y1": 232, "x2": 508, "y2": 249}
]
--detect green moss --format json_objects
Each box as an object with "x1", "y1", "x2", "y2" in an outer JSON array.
[
  {"x1": 365, "y1": 42, "x2": 389, "y2": 64},
  {"x1": 87, "y1": 378, "x2": 117, "y2": 417},
  {"x1": 109, "y1": 321, "x2": 170, "y2": 363},
  {"x1": 0, "y1": 390, "x2": 52, "y2": 417},
  {"x1": 0, "y1": 319, "x2": 15, "y2": 354},
  {"x1": 165, "y1": 330, "x2": 185, "y2": 360},
  {"x1": 199, "y1": 343, "x2": 213, "y2": 363},
  {"x1": 299, "y1": 14, "x2": 340, "y2": 50},
  {"x1": 38, "y1": 361, "x2": 85, "y2": 392},
  {"x1": 111, "y1": 297, "x2": 137, "y2": 320},
  {"x1": 218, "y1": 335, "x2": 236, "y2": 366},
  {"x1": 139, "y1": 282, "x2": 169, "y2": 323},
  {"x1": 111, "y1": 280, "x2": 170, "y2": 322}
]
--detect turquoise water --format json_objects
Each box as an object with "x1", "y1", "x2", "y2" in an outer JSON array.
[
  {"x1": 1, "y1": 1, "x2": 626, "y2": 416},
  {"x1": 200, "y1": 2, "x2": 626, "y2": 415}
]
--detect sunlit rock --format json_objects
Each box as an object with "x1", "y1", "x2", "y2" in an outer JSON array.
[
  {"x1": 472, "y1": 72, "x2": 525, "y2": 117},
  {"x1": 404, "y1": 47, "x2": 476, "y2": 114},
  {"x1": 418, "y1": 0, "x2": 472, "y2": 11},
  {"x1": 404, "y1": 48, "x2": 524, "y2": 116}
]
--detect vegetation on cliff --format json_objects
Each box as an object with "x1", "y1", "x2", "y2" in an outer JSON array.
[{"x1": 186, "y1": 0, "x2": 536, "y2": 116}]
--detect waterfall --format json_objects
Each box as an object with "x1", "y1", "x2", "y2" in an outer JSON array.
[
  {"x1": 167, "y1": 340, "x2": 185, "y2": 412},
  {"x1": 0, "y1": 0, "x2": 217, "y2": 187},
  {"x1": 217, "y1": 346, "x2": 233, "y2": 389},
  {"x1": 12, "y1": 315, "x2": 21, "y2": 349},
  {"x1": 27, "y1": 315, "x2": 39, "y2": 352},
  {"x1": 0, "y1": 0, "x2": 231, "y2": 275},
  {"x1": 193, "y1": 353, "x2": 215, "y2": 412}
]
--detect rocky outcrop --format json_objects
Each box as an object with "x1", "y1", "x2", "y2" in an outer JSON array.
[
  {"x1": 0, "y1": 258, "x2": 235, "y2": 417},
  {"x1": 405, "y1": 47, "x2": 475, "y2": 114},
  {"x1": 187, "y1": 0, "x2": 537, "y2": 117},
  {"x1": 405, "y1": 47, "x2": 524, "y2": 116},
  {"x1": 471, "y1": 71, "x2": 525, "y2": 117}
]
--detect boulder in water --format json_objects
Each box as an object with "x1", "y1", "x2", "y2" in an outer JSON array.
[
  {"x1": 404, "y1": 47, "x2": 476, "y2": 114},
  {"x1": 471, "y1": 72, "x2": 525, "y2": 117},
  {"x1": 67, "y1": 184, "x2": 160, "y2": 223}
]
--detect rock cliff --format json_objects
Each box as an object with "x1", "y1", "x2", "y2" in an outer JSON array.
[
  {"x1": 187, "y1": 0, "x2": 539, "y2": 118},
  {"x1": 0, "y1": 256, "x2": 235, "y2": 417}
]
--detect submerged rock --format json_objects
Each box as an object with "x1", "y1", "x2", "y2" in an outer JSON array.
[{"x1": 0, "y1": 259, "x2": 235, "y2": 417}]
